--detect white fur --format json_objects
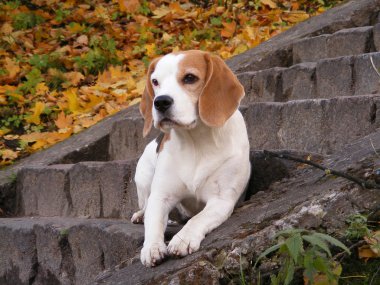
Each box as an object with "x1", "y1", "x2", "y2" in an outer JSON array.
[{"x1": 132, "y1": 53, "x2": 251, "y2": 267}]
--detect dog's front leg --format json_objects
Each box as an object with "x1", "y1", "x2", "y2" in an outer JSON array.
[
  {"x1": 167, "y1": 198, "x2": 235, "y2": 256},
  {"x1": 141, "y1": 175, "x2": 185, "y2": 267}
]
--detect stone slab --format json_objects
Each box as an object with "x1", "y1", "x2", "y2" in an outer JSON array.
[
  {"x1": 316, "y1": 56, "x2": 354, "y2": 98},
  {"x1": 326, "y1": 26, "x2": 373, "y2": 58},
  {"x1": 353, "y1": 52, "x2": 380, "y2": 95},
  {"x1": 0, "y1": 217, "x2": 168, "y2": 285},
  {"x1": 293, "y1": 35, "x2": 328, "y2": 64},
  {"x1": 69, "y1": 160, "x2": 138, "y2": 219},
  {"x1": 244, "y1": 95, "x2": 380, "y2": 154},
  {"x1": 108, "y1": 117, "x2": 159, "y2": 161},
  {"x1": 281, "y1": 62, "x2": 317, "y2": 100},
  {"x1": 17, "y1": 164, "x2": 73, "y2": 217}
]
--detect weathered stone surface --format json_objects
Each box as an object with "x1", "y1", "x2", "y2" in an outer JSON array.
[
  {"x1": 96, "y1": 128, "x2": 380, "y2": 285},
  {"x1": 374, "y1": 23, "x2": 380, "y2": 51},
  {"x1": 108, "y1": 117, "x2": 159, "y2": 161},
  {"x1": 326, "y1": 26, "x2": 373, "y2": 58},
  {"x1": 227, "y1": 0, "x2": 380, "y2": 73},
  {"x1": 69, "y1": 160, "x2": 138, "y2": 219},
  {"x1": 353, "y1": 52, "x2": 380, "y2": 95},
  {"x1": 246, "y1": 67, "x2": 286, "y2": 103},
  {"x1": 281, "y1": 62, "x2": 317, "y2": 100},
  {"x1": 293, "y1": 35, "x2": 328, "y2": 64},
  {"x1": 316, "y1": 56, "x2": 354, "y2": 97},
  {"x1": 244, "y1": 95, "x2": 380, "y2": 154},
  {"x1": 17, "y1": 165, "x2": 73, "y2": 217},
  {"x1": 236, "y1": 72, "x2": 254, "y2": 100},
  {"x1": 0, "y1": 218, "x2": 166, "y2": 285}
]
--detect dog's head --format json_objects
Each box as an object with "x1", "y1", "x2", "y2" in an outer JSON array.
[{"x1": 140, "y1": 50, "x2": 244, "y2": 136}]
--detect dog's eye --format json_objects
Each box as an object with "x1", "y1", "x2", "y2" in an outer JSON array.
[
  {"x1": 183, "y1": 74, "x2": 198, "y2": 84},
  {"x1": 152, "y1": 79, "x2": 159, "y2": 86}
]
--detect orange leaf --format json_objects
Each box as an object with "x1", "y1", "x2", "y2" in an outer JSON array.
[
  {"x1": 55, "y1": 112, "x2": 73, "y2": 129},
  {"x1": 282, "y1": 11, "x2": 310, "y2": 23},
  {"x1": 221, "y1": 21, "x2": 236, "y2": 38},
  {"x1": 261, "y1": 0, "x2": 277, "y2": 9},
  {"x1": 1, "y1": 149, "x2": 18, "y2": 160},
  {"x1": 118, "y1": 0, "x2": 140, "y2": 13},
  {"x1": 4, "y1": 57, "x2": 20, "y2": 80}
]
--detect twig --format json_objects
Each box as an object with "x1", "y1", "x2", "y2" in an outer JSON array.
[
  {"x1": 370, "y1": 138, "x2": 380, "y2": 158},
  {"x1": 333, "y1": 240, "x2": 366, "y2": 262},
  {"x1": 370, "y1": 265, "x2": 380, "y2": 285},
  {"x1": 370, "y1": 55, "x2": 380, "y2": 79},
  {"x1": 263, "y1": 150, "x2": 380, "y2": 190}
]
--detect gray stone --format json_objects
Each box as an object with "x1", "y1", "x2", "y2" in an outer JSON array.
[
  {"x1": 0, "y1": 219, "x2": 36, "y2": 285},
  {"x1": 281, "y1": 62, "x2": 317, "y2": 100},
  {"x1": 326, "y1": 26, "x2": 373, "y2": 58},
  {"x1": 242, "y1": 67, "x2": 286, "y2": 104},
  {"x1": 244, "y1": 95, "x2": 380, "y2": 154},
  {"x1": 374, "y1": 23, "x2": 380, "y2": 51},
  {"x1": 108, "y1": 117, "x2": 159, "y2": 161},
  {"x1": 236, "y1": 72, "x2": 254, "y2": 99},
  {"x1": 316, "y1": 56, "x2": 354, "y2": 97},
  {"x1": 17, "y1": 164, "x2": 73, "y2": 216},
  {"x1": 293, "y1": 35, "x2": 328, "y2": 64},
  {"x1": 353, "y1": 52, "x2": 380, "y2": 95},
  {"x1": 69, "y1": 160, "x2": 138, "y2": 219}
]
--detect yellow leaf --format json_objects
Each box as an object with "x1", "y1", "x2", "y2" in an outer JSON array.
[
  {"x1": 55, "y1": 112, "x2": 73, "y2": 129},
  {"x1": 66, "y1": 22, "x2": 86, "y2": 33},
  {"x1": 0, "y1": 128, "x2": 10, "y2": 136},
  {"x1": 20, "y1": 132, "x2": 46, "y2": 143},
  {"x1": 152, "y1": 6, "x2": 171, "y2": 19},
  {"x1": 35, "y1": 83, "x2": 49, "y2": 96},
  {"x1": 261, "y1": 0, "x2": 277, "y2": 9},
  {"x1": 83, "y1": 94, "x2": 104, "y2": 111},
  {"x1": 63, "y1": 88, "x2": 80, "y2": 113},
  {"x1": 0, "y1": 23, "x2": 13, "y2": 34},
  {"x1": 145, "y1": 43, "x2": 156, "y2": 57},
  {"x1": 282, "y1": 11, "x2": 310, "y2": 23},
  {"x1": 26, "y1": 102, "x2": 45, "y2": 125}
]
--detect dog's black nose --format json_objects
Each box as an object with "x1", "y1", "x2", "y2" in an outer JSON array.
[{"x1": 154, "y1": 95, "x2": 173, "y2": 113}]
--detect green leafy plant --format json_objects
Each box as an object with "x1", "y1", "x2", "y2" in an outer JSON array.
[
  {"x1": 19, "y1": 68, "x2": 43, "y2": 94},
  {"x1": 12, "y1": 12, "x2": 45, "y2": 30},
  {"x1": 345, "y1": 214, "x2": 371, "y2": 240},
  {"x1": 254, "y1": 229, "x2": 350, "y2": 285}
]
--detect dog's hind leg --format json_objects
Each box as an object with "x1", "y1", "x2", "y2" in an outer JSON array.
[{"x1": 131, "y1": 140, "x2": 157, "y2": 224}]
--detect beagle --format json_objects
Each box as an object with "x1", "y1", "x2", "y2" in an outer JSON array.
[{"x1": 131, "y1": 50, "x2": 251, "y2": 267}]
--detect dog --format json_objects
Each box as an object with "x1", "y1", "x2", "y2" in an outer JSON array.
[{"x1": 131, "y1": 50, "x2": 251, "y2": 267}]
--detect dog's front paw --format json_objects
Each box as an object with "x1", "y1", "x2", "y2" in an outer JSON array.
[
  {"x1": 167, "y1": 233, "x2": 202, "y2": 257},
  {"x1": 141, "y1": 242, "x2": 167, "y2": 267},
  {"x1": 131, "y1": 210, "x2": 144, "y2": 224}
]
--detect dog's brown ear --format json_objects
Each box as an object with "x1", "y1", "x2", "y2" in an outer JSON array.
[
  {"x1": 199, "y1": 53, "x2": 244, "y2": 127},
  {"x1": 140, "y1": 57, "x2": 161, "y2": 137}
]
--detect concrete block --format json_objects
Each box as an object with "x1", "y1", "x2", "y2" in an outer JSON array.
[
  {"x1": 282, "y1": 62, "x2": 317, "y2": 100},
  {"x1": 316, "y1": 56, "x2": 354, "y2": 97},
  {"x1": 17, "y1": 164, "x2": 73, "y2": 216},
  {"x1": 326, "y1": 26, "x2": 373, "y2": 58},
  {"x1": 293, "y1": 35, "x2": 328, "y2": 64},
  {"x1": 353, "y1": 52, "x2": 380, "y2": 95}
]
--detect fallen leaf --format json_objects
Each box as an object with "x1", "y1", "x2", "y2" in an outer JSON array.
[
  {"x1": 26, "y1": 102, "x2": 45, "y2": 125},
  {"x1": 221, "y1": 21, "x2": 236, "y2": 38},
  {"x1": 118, "y1": 0, "x2": 140, "y2": 13},
  {"x1": 1, "y1": 149, "x2": 18, "y2": 160},
  {"x1": 55, "y1": 112, "x2": 73, "y2": 129},
  {"x1": 261, "y1": 0, "x2": 278, "y2": 8}
]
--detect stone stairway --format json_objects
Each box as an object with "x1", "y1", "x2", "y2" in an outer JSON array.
[{"x1": 1, "y1": 0, "x2": 380, "y2": 284}]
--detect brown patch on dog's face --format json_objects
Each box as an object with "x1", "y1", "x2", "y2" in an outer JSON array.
[
  {"x1": 176, "y1": 51, "x2": 208, "y2": 104},
  {"x1": 156, "y1": 132, "x2": 171, "y2": 153}
]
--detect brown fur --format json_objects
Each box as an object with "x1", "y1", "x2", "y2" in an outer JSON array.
[{"x1": 155, "y1": 132, "x2": 171, "y2": 153}]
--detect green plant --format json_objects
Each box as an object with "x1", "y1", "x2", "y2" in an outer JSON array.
[
  {"x1": 74, "y1": 35, "x2": 120, "y2": 75},
  {"x1": 345, "y1": 214, "x2": 371, "y2": 240},
  {"x1": 254, "y1": 229, "x2": 350, "y2": 285},
  {"x1": 19, "y1": 68, "x2": 43, "y2": 94},
  {"x1": 12, "y1": 12, "x2": 45, "y2": 30}
]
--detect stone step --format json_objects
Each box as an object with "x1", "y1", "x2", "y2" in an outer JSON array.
[
  {"x1": 16, "y1": 160, "x2": 138, "y2": 219},
  {"x1": 238, "y1": 52, "x2": 380, "y2": 104},
  {"x1": 0, "y1": 217, "x2": 178, "y2": 285}
]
